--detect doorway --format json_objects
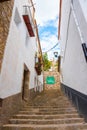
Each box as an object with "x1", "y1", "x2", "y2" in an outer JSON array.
[{"x1": 22, "y1": 64, "x2": 30, "y2": 101}]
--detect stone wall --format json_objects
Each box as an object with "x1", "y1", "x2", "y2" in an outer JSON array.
[
  {"x1": 0, "y1": 93, "x2": 23, "y2": 130},
  {"x1": 0, "y1": 88, "x2": 42, "y2": 129},
  {"x1": 44, "y1": 71, "x2": 60, "y2": 90},
  {"x1": 0, "y1": 0, "x2": 14, "y2": 71}
]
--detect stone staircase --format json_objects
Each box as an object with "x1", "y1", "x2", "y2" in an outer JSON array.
[{"x1": 2, "y1": 88, "x2": 87, "y2": 130}]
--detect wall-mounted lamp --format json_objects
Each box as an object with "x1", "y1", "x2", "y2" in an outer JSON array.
[{"x1": 54, "y1": 52, "x2": 58, "y2": 58}]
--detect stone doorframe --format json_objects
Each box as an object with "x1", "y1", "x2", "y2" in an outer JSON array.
[{"x1": 22, "y1": 64, "x2": 30, "y2": 101}]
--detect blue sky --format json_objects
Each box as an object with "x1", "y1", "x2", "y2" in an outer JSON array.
[
  {"x1": 33, "y1": 0, "x2": 60, "y2": 60},
  {"x1": 39, "y1": 18, "x2": 58, "y2": 40}
]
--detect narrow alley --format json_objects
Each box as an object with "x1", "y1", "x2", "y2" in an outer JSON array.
[
  {"x1": 0, "y1": 0, "x2": 87, "y2": 130},
  {"x1": 2, "y1": 75, "x2": 87, "y2": 130}
]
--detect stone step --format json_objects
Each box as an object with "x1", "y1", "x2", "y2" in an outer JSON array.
[
  {"x1": 39, "y1": 107, "x2": 76, "y2": 112},
  {"x1": 13, "y1": 113, "x2": 80, "y2": 119},
  {"x1": 25, "y1": 104, "x2": 73, "y2": 108},
  {"x1": 22, "y1": 106, "x2": 75, "y2": 111},
  {"x1": 3, "y1": 123, "x2": 87, "y2": 130},
  {"x1": 22, "y1": 107, "x2": 76, "y2": 111},
  {"x1": 21, "y1": 108, "x2": 76, "y2": 113},
  {"x1": 25, "y1": 102, "x2": 72, "y2": 106},
  {"x1": 19, "y1": 110, "x2": 77, "y2": 115},
  {"x1": 30, "y1": 105, "x2": 74, "y2": 108},
  {"x1": 9, "y1": 118, "x2": 84, "y2": 125},
  {"x1": 32, "y1": 97, "x2": 69, "y2": 100},
  {"x1": 22, "y1": 107, "x2": 75, "y2": 112},
  {"x1": 23, "y1": 105, "x2": 74, "y2": 109}
]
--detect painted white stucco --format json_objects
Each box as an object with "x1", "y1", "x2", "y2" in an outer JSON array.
[
  {"x1": 0, "y1": 0, "x2": 43, "y2": 98},
  {"x1": 60, "y1": 0, "x2": 87, "y2": 95},
  {"x1": 79, "y1": 0, "x2": 87, "y2": 22}
]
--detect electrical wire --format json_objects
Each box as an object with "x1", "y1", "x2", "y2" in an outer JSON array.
[{"x1": 43, "y1": 43, "x2": 60, "y2": 53}]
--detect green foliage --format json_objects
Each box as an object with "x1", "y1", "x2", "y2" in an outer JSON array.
[{"x1": 43, "y1": 53, "x2": 52, "y2": 71}]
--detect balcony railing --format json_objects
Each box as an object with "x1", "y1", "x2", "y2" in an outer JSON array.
[{"x1": 22, "y1": 5, "x2": 35, "y2": 37}]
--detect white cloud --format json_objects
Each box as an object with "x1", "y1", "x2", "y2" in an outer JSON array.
[
  {"x1": 38, "y1": 17, "x2": 58, "y2": 29},
  {"x1": 41, "y1": 34, "x2": 58, "y2": 51},
  {"x1": 33, "y1": 0, "x2": 59, "y2": 25},
  {"x1": 40, "y1": 32, "x2": 60, "y2": 60}
]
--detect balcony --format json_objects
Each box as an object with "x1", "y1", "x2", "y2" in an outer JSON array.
[{"x1": 22, "y1": 5, "x2": 35, "y2": 37}]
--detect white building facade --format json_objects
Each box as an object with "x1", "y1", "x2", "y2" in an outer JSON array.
[
  {"x1": 0, "y1": 0, "x2": 43, "y2": 124},
  {"x1": 59, "y1": 0, "x2": 87, "y2": 120}
]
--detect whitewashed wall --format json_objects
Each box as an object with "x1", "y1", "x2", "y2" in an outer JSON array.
[
  {"x1": 60, "y1": 0, "x2": 87, "y2": 94},
  {"x1": 79, "y1": 0, "x2": 87, "y2": 22},
  {"x1": 60, "y1": 0, "x2": 71, "y2": 75},
  {"x1": 0, "y1": 0, "x2": 43, "y2": 98}
]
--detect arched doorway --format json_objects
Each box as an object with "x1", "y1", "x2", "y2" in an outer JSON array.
[{"x1": 22, "y1": 64, "x2": 30, "y2": 101}]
